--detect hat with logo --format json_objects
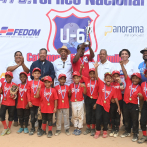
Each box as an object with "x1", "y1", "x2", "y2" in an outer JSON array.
[
  {"x1": 5, "y1": 71, "x2": 13, "y2": 77},
  {"x1": 58, "y1": 74, "x2": 66, "y2": 79},
  {"x1": 131, "y1": 72, "x2": 141, "y2": 79}
]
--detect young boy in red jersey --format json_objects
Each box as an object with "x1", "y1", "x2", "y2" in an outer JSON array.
[
  {"x1": 138, "y1": 69, "x2": 147, "y2": 143},
  {"x1": 94, "y1": 62, "x2": 120, "y2": 139},
  {"x1": 17, "y1": 72, "x2": 29, "y2": 134},
  {"x1": 35, "y1": 76, "x2": 58, "y2": 138},
  {"x1": 79, "y1": 64, "x2": 98, "y2": 136},
  {"x1": 27, "y1": 67, "x2": 44, "y2": 136},
  {"x1": 119, "y1": 61, "x2": 143, "y2": 142},
  {"x1": 0, "y1": 71, "x2": 17, "y2": 136},
  {"x1": 109, "y1": 70, "x2": 124, "y2": 137},
  {"x1": 55, "y1": 74, "x2": 70, "y2": 136},
  {"x1": 69, "y1": 71, "x2": 86, "y2": 136}
]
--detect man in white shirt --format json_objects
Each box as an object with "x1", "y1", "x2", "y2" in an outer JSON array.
[
  {"x1": 98, "y1": 49, "x2": 115, "y2": 81},
  {"x1": 53, "y1": 45, "x2": 73, "y2": 127}
]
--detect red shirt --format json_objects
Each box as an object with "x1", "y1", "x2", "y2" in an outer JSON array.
[
  {"x1": 71, "y1": 54, "x2": 92, "y2": 83},
  {"x1": 40, "y1": 88, "x2": 58, "y2": 113},
  {"x1": 124, "y1": 76, "x2": 142, "y2": 104},
  {"x1": 111, "y1": 82, "x2": 122, "y2": 101},
  {"x1": 55, "y1": 85, "x2": 69, "y2": 109},
  {"x1": 1, "y1": 82, "x2": 17, "y2": 106},
  {"x1": 27, "y1": 80, "x2": 44, "y2": 106},
  {"x1": 17, "y1": 83, "x2": 29, "y2": 109},
  {"x1": 96, "y1": 78, "x2": 117, "y2": 112},
  {"x1": 141, "y1": 82, "x2": 147, "y2": 101},
  {"x1": 82, "y1": 76, "x2": 98, "y2": 99},
  {"x1": 69, "y1": 83, "x2": 84, "y2": 102}
]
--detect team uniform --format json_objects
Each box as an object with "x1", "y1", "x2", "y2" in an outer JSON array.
[
  {"x1": 17, "y1": 82, "x2": 30, "y2": 130},
  {"x1": 55, "y1": 85, "x2": 70, "y2": 132}
]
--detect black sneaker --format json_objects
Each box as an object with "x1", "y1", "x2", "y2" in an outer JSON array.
[
  {"x1": 132, "y1": 133, "x2": 138, "y2": 142},
  {"x1": 29, "y1": 128, "x2": 35, "y2": 135},
  {"x1": 138, "y1": 136, "x2": 147, "y2": 144},
  {"x1": 83, "y1": 128, "x2": 91, "y2": 135},
  {"x1": 120, "y1": 131, "x2": 131, "y2": 138},
  {"x1": 47, "y1": 131, "x2": 53, "y2": 138},
  {"x1": 109, "y1": 130, "x2": 115, "y2": 137},
  {"x1": 55, "y1": 130, "x2": 61, "y2": 136},
  {"x1": 38, "y1": 130, "x2": 46, "y2": 137},
  {"x1": 65, "y1": 129, "x2": 70, "y2": 136},
  {"x1": 37, "y1": 128, "x2": 42, "y2": 136},
  {"x1": 90, "y1": 129, "x2": 95, "y2": 136}
]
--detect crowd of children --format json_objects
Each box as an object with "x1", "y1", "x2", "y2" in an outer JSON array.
[{"x1": 0, "y1": 61, "x2": 147, "y2": 144}]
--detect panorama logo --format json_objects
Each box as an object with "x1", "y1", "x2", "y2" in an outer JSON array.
[
  {"x1": 0, "y1": 27, "x2": 41, "y2": 36},
  {"x1": 46, "y1": 6, "x2": 99, "y2": 54},
  {"x1": 105, "y1": 26, "x2": 144, "y2": 36}
]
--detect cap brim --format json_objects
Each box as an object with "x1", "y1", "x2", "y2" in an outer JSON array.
[
  {"x1": 57, "y1": 48, "x2": 71, "y2": 55},
  {"x1": 140, "y1": 50, "x2": 145, "y2": 54}
]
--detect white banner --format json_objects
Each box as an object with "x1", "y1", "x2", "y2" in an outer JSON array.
[{"x1": 0, "y1": 0, "x2": 146, "y2": 82}]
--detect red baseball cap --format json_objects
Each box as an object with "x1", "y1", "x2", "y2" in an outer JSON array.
[
  {"x1": 144, "y1": 69, "x2": 147, "y2": 75},
  {"x1": 131, "y1": 72, "x2": 141, "y2": 79},
  {"x1": 20, "y1": 72, "x2": 28, "y2": 77},
  {"x1": 72, "y1": 71, "x2": 81, "y2": 77},
  {"x1": 58, "y1": 74, "x2": 66, "y2": 79},
  {"x1": 112, "y1": 70, "x2": 120, "y2": 75},
  {"x1": 89, "y1": 68, "x2": 95, "y2": 73},
  {"x1": 104, "y1": 72, "x2": 112, "y2": 78},
  {"x1": 5, "y1": 71, "x2": 13, "y2": 77},
  {"x1": 44, "y1": 76, "x2": 52, "y2": 82},
  {"x1": 32, "y1": 67, "x2": 41, "y2": 73}
]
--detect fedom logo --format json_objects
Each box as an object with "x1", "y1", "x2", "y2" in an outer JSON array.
[{"x1": 46, "y1": 6, "x2": 99, "y2": 54}]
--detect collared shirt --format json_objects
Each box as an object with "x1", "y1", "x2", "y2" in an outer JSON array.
[
  {"x1": 138, "y1": 61, "x2": 147, "y2": 82},
  {"x1": 98, "y1": 60, "x2": 115, "y2": 82},
  {"x1": 53, "y1": 56, "x2": 73, "y2": 86}
]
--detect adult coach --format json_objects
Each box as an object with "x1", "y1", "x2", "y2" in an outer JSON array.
[
  {"x1": 71, "y1": 42, "x2": 94, "y2": 81},
  {"x1": 53, "y1": 45, "x2": 73, "y2": 126},
  {"x1": 6, "y1": 51, "x2": 29, "y2": 126},
  {"x1": 97, "y1": 49, "x2": 115, "y2": 81}
]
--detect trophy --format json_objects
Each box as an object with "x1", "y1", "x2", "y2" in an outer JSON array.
[{"x1": 85, "y1": 20, "x2": 92, "y2": 45}]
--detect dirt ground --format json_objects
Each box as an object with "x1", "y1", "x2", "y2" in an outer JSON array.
[{"x1": 0, "y1": 113, "x2": 146, "y2": 147}]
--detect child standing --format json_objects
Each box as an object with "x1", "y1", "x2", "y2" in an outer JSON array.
[
  {"x1": 27, "y1": 67, "x2": 44, "y2": 136},
  {"x1": 0, "y1": 71, "x2": 17, "y2": 136},
  {"x1": 94, "y1": 63, "x2": 120, "y2": 139},
  {"x1": 55, "y1": 74, "x2": 70, "y2": 136},
  {"x1": 79, "y1": 65, "x2": 98, "y2": 136},
  {"x1": 35, "y1": 76, "x2": 58, "y2": 138},
  {"x1": 119, "y1": 61, "x2": 143, "y2": 142},
  {"x1": 17, "y1": 72, "x2": 29, "y2": 134},
  {"x1": 109, "y1": 70, "x2": 124, "y2": 137},
  {"x1": 69, "y1": 71, "x2": 86, "y2": 136}
]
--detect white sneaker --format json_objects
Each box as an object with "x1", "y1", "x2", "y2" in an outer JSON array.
[
  {"x1": 109, "y1": 130, "x2": 114, "y2": 137},
  {"x1": 114, "y1": 131, "x2": 118, "y2": 138}
]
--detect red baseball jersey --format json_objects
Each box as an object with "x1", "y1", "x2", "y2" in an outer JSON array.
[
  {"x1": 111, "y1": 82, "x2": 122, "y2": 101},
  {"x1": 55, "y1": 85, "x2": 69, "y2": 109},
  {"x1": 1, "y1": 82, "x2": 17, "y2": 106},
  {"x1": 71, "y1": 54, "x2": 92, "y2": 83},
  {"x1": 124, "y1": 76, "x2": 142, "y2": 104},
  {"x1": 27, "y1": 80, "x2": 44, "y2": 106},
  {"x1": 96, "y1": 78, "x2": 117, "y2": 112},
  {"x1": 141, "y1": 82, "x2": 147, "y2": 101},
  {"x1": 69, "y1": 83, "x2": 84, "y2": 102},
  {"x1": 40, "y1": 87, "x2": 58, "y2": 113},
  {"x1": 17, "y1": 83, "x2": 29, "y2": 109}
]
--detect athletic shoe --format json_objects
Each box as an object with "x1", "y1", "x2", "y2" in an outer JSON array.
[
  {"x1": 103, "y1": 131, "x2": 108, "y2": 138},
  {"x1": 47, "y1": 131, "x2": 53, "y2": 138},
  {"x1": 37, "y1": 128, "x2": 42, "y2": 136},
  {"x1": 72, "y1": 129, "x2": 77, "y2": 135},
  {"x1": 55, "y1": 130, "x2": 61, "y2": 136},
  {"x1": 75, "y1": 129, "x2": 82, "y2": 136},
  {"x1": 29, "y1": 128, "x2": 35, "y2": 135},
  {"x1": 83, "y1": 128, "x2": 91, "y2": 135},
  {"x1": 90, "y1": 129, "x2": 95, "y2": 136},
  {"x1": 17, "y1": 128, "x2": 24, "y2": 134},
  {"x1": 6, "y1": 128, "x2": 11, "y2": 135},
  {"x1": 120, "y1": 131, "x2": 131, "y2": 138},
  {"x1": 138, "y1": 136, "x2": 147, "y2": 144},
  {"x1": 109, "y1": 130, "x2": 115, "y2": 137},
  {"x1": 114, "y1": 130, "x2": 119, "y2": 138},
  {"x1": 1, "y1": 129, "x2": 8, "y2": 136},
  {"x1": 65, "y1": 129, "x2": 70, "y2": 136},
  {"x1": 132, "y1": 133, "x2": 138, "y2": 142},
  {"x1": 24, "y1": 128, "x2": 29, "y2": 134},
  {"x1": 38, "y1": 130, "x2": 46, "y2": 137},
  {"x1": 94, "y1": 131, "x2": 100, "y2": 139}
]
